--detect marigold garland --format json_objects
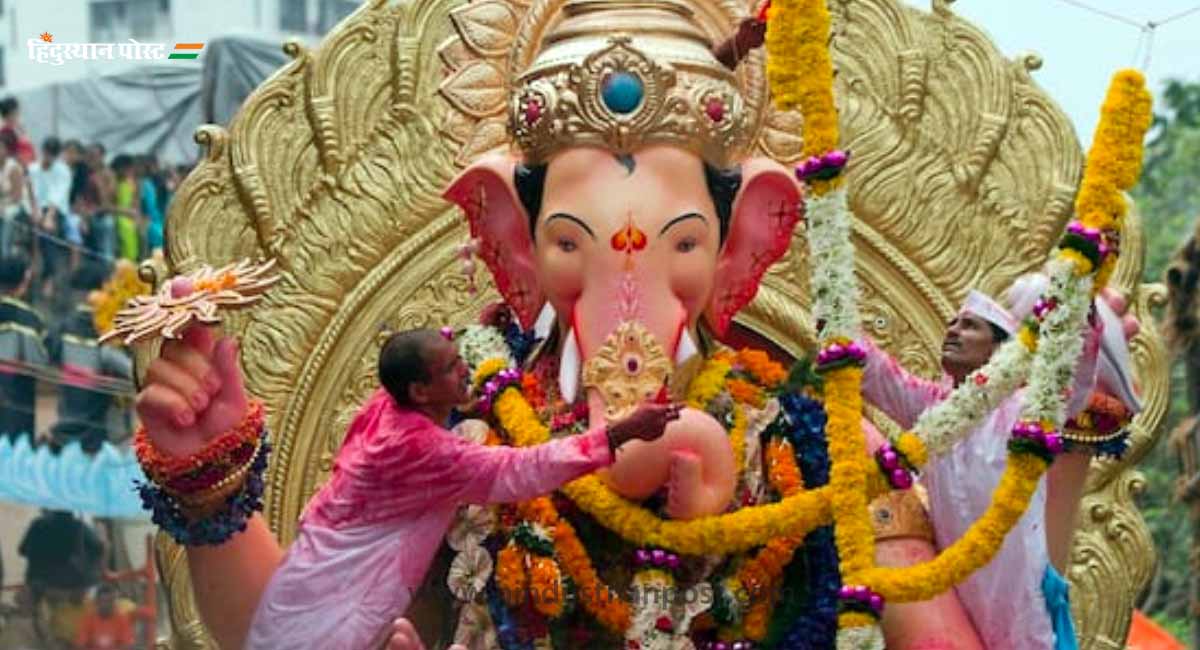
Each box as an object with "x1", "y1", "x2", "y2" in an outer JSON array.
[
  {"x1": 518, "y1": 497, "x2": 632, "y2": 633},
  {"x1": 737, "y1": 348, "x2": 788, "y2": 388},
  {"x1": 687, "y1": 357, "x2": 733, "y2": 409},
  {"x1": 473, "y1": 357, "x2": 508, "y2": 388},
  {"x1": 1071, "y1": 69, "x2": 1153, "y2": 289},
  {"x1": 90, "y1": 259, "x2": 151, "y2": 338},
  {"x1": 822, "y1": 367, "x2": 874, "y2": 584},
  {"x1": 730, "y1": 403, "x2": 748, "y2": 474},
  {"x1": 529, "y1": 555, "x2": 566, "y2": 618},
  {"x1": 859, "y1": 453, "x2": 1047, "y2": 601},
  {"x1": 891, "y1": 432, "x2": 927, "y2": 470},
  {"x1": 728, "y1": 377, "x2": 766, "y2": 409},
  {"x1": 496, "y1": 542, "x2": 528, "y2": 607},
  {"x1": 765, "y1": 0, "x2": 839, "y2": 195},
  {"x1": 737, "y1": 439, "x2": 806, "y2": 640}
]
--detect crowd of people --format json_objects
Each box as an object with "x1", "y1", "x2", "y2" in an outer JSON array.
[
  {"x1": 0, "y1": 95, "x2": 175, "y2": 649},
  {"x1": 0, "y1": 97, "x2": 189, "y2": 311},
  {"x1": 0, "y1": 95, "x2": 191, "y2": 451}
]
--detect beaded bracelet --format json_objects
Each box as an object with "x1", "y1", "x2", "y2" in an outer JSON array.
[
  {"x1": 1063, "y1": 392, "x2": 1132, "y2": 459},
  {"x1": 134, "y1": 400, "x2": 265, "y2": 486},
  {"x1": 138, "y1": 430, "x2": 271, "y2": 546}
]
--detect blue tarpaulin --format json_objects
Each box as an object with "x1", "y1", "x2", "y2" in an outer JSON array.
[{"x1": 0, "y1": 436, "x2": 149, "y2": 518}]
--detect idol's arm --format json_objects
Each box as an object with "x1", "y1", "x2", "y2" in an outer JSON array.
[
  {"x1": 186, "y1": 516, "x2": 284, "y2": 650},
  {"x1": 864, "y1": 420, "x2": 986, "y2": 650}
]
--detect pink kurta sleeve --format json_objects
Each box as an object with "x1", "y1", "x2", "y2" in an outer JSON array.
[
  {"x1": 415, "y1": 424, "x2": 614, "y2": 504},
  {"x1": 306, "y1": 390, "x2": 613, "y2": 528},
  {"x1": 861, "y1": 338, "x2": 948, "y2": 429}
]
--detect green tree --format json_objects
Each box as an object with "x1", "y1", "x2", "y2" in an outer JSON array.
[{"x1": 1133, "y1": 76, "x2": 1200, "y2": 647}]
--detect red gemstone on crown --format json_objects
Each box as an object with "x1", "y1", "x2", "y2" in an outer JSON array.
[
  {"x1": 705, "y1": 98, "x2": 726, "y2": 122},
  {"x1": 524, "y1": 100, "x2": 542, "y2": 125}
]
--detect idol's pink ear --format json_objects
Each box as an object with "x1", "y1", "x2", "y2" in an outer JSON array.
[
  {"x1": 443, "y1": 154, "x2": 545, "y2": 329},
  {"x1": 705, "y1": 158, "x2": 803, "y2": 336}
]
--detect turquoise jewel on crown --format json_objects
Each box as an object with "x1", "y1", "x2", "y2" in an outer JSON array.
[{"x1": 601, "y1": 71, "x2": 644, "y2": 114}]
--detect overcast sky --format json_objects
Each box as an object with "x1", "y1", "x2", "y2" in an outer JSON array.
[{"x1": 898, "y1": 0, "x2": 1200, "y2": 145}]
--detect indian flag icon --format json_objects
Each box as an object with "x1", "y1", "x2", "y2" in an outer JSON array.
[{"x1": 168, "y1": 43, "x2": 203, "y2": 60}]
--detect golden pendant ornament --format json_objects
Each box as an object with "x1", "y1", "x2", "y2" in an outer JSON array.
[{"x1": 581, "y1": 320, "x2": 672, "y2": 421}]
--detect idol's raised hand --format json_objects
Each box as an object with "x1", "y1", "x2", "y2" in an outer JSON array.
[{"x1": 134, "y1": 277, "x2": 249, "y2": 457}]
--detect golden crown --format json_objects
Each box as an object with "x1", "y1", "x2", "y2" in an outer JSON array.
[{"x1": 508, "y1": 0, "x2": 753, "y2": 168}]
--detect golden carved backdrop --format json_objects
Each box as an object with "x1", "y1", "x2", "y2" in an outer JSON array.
[{"x1": 151, "y1": 0, "x2": 1168, "y2": 647}]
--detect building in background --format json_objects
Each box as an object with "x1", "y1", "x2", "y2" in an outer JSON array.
[{"x1": 0, "y1": 0, "x2": 358, "y2": 90}]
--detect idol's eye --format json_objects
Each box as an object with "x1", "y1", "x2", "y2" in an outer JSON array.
[
  {"x1": 675, "y1": 237, "x2": 698, "y2": 253},
  {"x1": 557, "y1": 237, "x2": 578, "y2": 253}
]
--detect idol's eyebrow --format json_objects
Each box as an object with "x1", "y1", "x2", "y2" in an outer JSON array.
[
  {"x1": 659, "y1": 212, "x2": 707, "y2": 236},
  {"x1": 545, "y1": 212, "x2": 596, "y2": 239}
]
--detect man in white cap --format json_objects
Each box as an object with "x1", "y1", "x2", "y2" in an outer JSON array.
[{"x1": 860, "y1": 278, "x2": 1141, "y2": 650}]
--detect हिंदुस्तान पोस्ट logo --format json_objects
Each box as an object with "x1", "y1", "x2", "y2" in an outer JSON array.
[{"x1": 28, "y1": 33, "x2": 203, "y2": 66}]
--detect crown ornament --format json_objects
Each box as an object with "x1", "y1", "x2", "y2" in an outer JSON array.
[{"x1": 508, "y1": 0, "x2": 753, "y2": 168}]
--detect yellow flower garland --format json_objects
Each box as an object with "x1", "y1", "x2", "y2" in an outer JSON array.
[
  {"x1": 493, "y1": 382, "x2": 869, "y2": 555},
  {"x1": 823, "y1": 367, "x2": 875, "y2": 587},
  {"x1": 1070, "y1": 69, "x2": 1152, "y2": 290},
  {"x1": 765, "y1": 0, "x2": 840, "y2": 195},
  {"x1": 90, "y1": 260, "x2": 151, "y2": 338},
  {"x1": 860, "y1": 453, "x2": 1047, "y2": 601},
  {"x1": 686, "y1": 357, "x2": 732, "y2": 408},
  {"x1": 473, "y1": 357, "x2": 509, "y2": 388},
  {"x1": 817, "y1": 67, "x2": 1154, "y2": 609}
]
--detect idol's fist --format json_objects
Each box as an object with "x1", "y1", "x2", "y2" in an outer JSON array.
[{"x1": 134, "y1": 277, "x2": 249, "y2": 457}]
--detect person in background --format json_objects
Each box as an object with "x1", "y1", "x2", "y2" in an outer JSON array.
[
  {"x1": 73, "y1": 583, "x2": 135, "y2": 650},
  {"x1": 0, "y1": 129, "x2": 37, "y2": 259},
  {"x1": 81, "y1": 144, "x2": 116, "y2": 261},
  {"x1": 0, "y1": 97, "x2": 37, "y2": 165},
  {"x1": 0, "y1": 255, "x2": 47, "y2": 440},
  {"x1": 19, "y1": 510, "x2": 106, "y2": 648},
  {"x1": 46, "y1": 261, "x2": 133, "y2": 453},
  {"x1": 109, "y1": 155, "x2": 140, "y2": 262},
  {"x1": 30, "y1": 136, "x2": 79, "y2": 306},
  {"x1": 137, "y1": 154, "x2": 164, "y2": 255}
]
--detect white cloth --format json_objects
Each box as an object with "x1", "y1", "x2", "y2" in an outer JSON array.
[
  {"x1": 962, "y1": 289, "x2": 1018, "y2": 335},
  {"x1": 29, "y1": 159, "x2": 72, "y2": 213},
  {"x1": 247, "y1": 517, "x2": 432, "y2": 650},
  {"x1": 924, "y1": 389, "x2": 1056, "y2": 649}
]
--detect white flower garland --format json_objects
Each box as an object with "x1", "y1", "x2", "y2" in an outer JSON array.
[
  {"x1": 835, "y1": 624, "x2": 885, "y2": 650},
  {"x1": 626, "y1": 569, "x2": 680, "y2": 650},
  {"x1": 456, "y1": 324, "x2": 513, "y2": 374},
  {"x1": 1019, "y1": 258, "x2": 1093, "y2": 424},
  {"x1": 807, "y1": 188, "x2": 861, "y2": 342},
  {"x1": 912, "y1": 339, "x2": 1032, "y2": 457}
]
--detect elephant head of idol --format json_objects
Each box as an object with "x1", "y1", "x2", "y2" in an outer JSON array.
[{"x1": 444, "y1": 0, "x2": 802, "y2": 519}]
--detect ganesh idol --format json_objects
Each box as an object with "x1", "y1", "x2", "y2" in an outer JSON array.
[{"x1": 126, "y1": 0, "x2": 1154, "y2": 648}]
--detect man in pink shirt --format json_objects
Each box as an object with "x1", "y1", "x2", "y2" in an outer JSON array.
[{"x1": 136, "y1": 303, "x2": 678, "y2": 650}]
